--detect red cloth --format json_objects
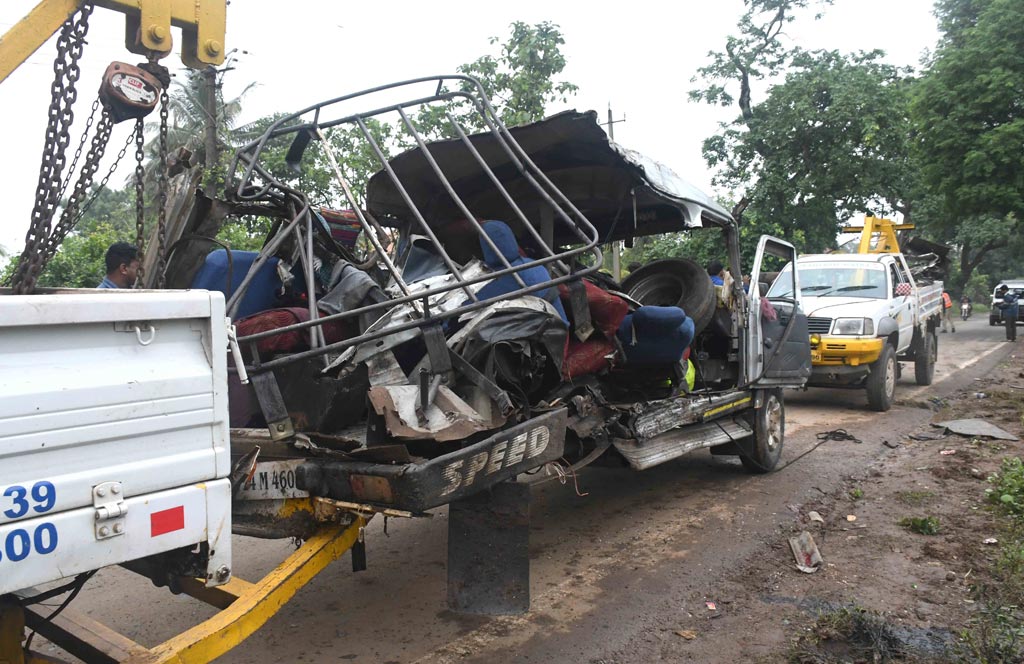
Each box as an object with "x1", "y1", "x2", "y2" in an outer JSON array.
[
  {"x1": 558, "y1": 280, "x2": 630, "y2": 339},
  {"x1": 563, "y1": 338, "x2": 617, "y2": 379},
  {"x1": 235, "y1": 307, "x2": 352, "y2": 356}
]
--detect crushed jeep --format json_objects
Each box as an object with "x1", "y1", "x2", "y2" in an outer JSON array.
[{"x1": 159, "y1": 75, "x2": 812, "y2": 613}]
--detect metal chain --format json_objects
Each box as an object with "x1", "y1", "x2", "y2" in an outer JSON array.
[
  {"x1": 135, "y1": 118, "x2": 146, "y2": 281},
  {"x1": 11, "y1": 1, "x2": 94, "y2": 293},
  {"x1": 74, "y1": 124, "x2": 138, "y2": 226},
  {"x1": 154, "y1": 85, "x2": 170, "y2": 288},
  {"x1": 58, "y1": 97, "x2": 99, "y2": 203},
  {"x1": 40, "y1": 108, "x2": 116, "y2": 264}
]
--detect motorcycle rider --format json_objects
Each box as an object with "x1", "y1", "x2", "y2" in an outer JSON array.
[{"x1": 960, "y1": 294, "x2": 972, "y2": 320}]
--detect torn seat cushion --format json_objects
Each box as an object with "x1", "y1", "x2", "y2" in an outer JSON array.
[
  {"x1": 557, "y1": 279, "x2": 629, "y2": 339},
  {"x1": 616, "y1": 306, "x2": 695, "y2": 366},
  {"x1": 476, "y1": 220, "x2": 568, "y2": 323},
  {"x1": 234, "y1": 307, "x2": 353, "y2": 357},
  {"x1": 563, "y1": 337, "x2": 617, "y2": 379}
]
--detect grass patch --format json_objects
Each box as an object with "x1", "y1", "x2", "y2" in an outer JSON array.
[
  {"x1": 987, "y1": 457, "x2": 1024, "y2": 519},
  {"x1": 849, "y1": 488, "x2": 864, "y2": 500},
  {"x1": 895, "y1": 490, "x2": 934, "y2": 506},
  {"x1": 956, "y1": 457, "x2": 1024, "y2": 662},
  {"x1": 788, "y1": 606, "x2": 905, "y2": 663},
  {"x1": 899, "y1": 516, "x2": 941, "y2": 535}
]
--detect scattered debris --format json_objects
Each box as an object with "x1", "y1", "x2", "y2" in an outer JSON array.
[
  {"x1": 931, "y1": 419, "x2": 1019, "y2": 441},
  {"x1": 945, "y1": 571, "x2": 956, "y2": 581},
  {"x1": 940, "y1": 449, "x2": 957, "y2": 456},
  {"x1": 789, "y1": 531, "x2": 824, "y2": 573},
  {"x1": 970, "y1": 468, "x2": 986, "y2": 479},
  {"x1": 808, "y1": 511, "x2": 824, "y2": 523},
  {"x1": 974, "y1": 392, "x2": 988, "y2": 399},
  {"x1": 674, "y1": 630, "x2": 697, "y2": 640},
  {"x1": 846, "y1": 514, "x2": 857, "y2": 522},
  {"x1": 882, "y1": 439, "x2": 900, "y2": 449},
  {"x1": 705, "y1": 601, "x2": 717, "y2": 611},
  {"x1": 983, "y1": 537, "x2": 998, "y2": 545}
]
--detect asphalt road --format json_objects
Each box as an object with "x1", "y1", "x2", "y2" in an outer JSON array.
[{"x1": 41, "y1": 315, "x2": 1016, "y2": 663}]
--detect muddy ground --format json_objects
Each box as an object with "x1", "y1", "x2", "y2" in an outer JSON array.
[{"x1": 29, "y1": 318, "x2": 1024, "y2": 663}]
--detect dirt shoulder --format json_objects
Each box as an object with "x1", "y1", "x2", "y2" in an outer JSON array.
[{"x1": 676, "y1": 345, "x2": 1024, "y2": 663}]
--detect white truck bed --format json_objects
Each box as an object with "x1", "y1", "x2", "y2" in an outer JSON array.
[
  {"x1": 0, "y1": 289, "x2": 232, "y2": 594},
  {"x1": 917, "y1": 282, "x2": 943, "y2": 320}
]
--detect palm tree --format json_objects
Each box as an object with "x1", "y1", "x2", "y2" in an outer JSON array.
[{"x1": 139, "y1": 61, "x2": 257, "y2": 192}]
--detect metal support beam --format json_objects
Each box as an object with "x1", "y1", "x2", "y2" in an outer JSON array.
[
  {"x1": 447, "y1": 481, "x2": 531, "y2": 615},
  {"x1": 134, "y1": 519, "x2": 365, "y2": 663}
]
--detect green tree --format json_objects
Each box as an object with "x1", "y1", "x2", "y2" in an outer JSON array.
[
  {"x1": 911, "y1": 0, "x2": 1024, "y2": 287},
  {"x1": 414, "y1": 21, "x2": 577, "y2": 138}
]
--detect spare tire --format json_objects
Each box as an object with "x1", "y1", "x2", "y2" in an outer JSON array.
[{"x1": 621, "y1": 258, "x2": 716, "y2": 334}]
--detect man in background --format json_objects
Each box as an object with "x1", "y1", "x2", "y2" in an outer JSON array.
[
  {"x1": 707, "y1": 260, "x2": 725, "y2": 286},
  {"x1": 997, "y1": 284, "x2": 1018, "y2": 342},
  {"x1": 98, "y1": 242, "x2": 139, "y2": 289},
  {"x1": 941, "y1": 290, "x2": 955, "y2": 333}
]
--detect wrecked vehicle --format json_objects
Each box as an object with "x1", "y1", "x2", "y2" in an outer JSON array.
[{"x1": 156, "y1": 76, "x2": 812, "y2": 612}]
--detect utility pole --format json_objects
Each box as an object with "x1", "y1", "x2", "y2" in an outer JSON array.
[
  {"x1": 202, "y1": 66, "x2": 218, "y2": 192},
  {"x1": 604, "y1": 104, "x2": 626, "y2": 281}
]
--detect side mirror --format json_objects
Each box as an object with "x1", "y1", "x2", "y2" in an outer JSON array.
[{"x1": 758, "y1": 282, "x2": 769, "y2": 297}]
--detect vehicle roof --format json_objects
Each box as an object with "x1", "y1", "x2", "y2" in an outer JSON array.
[
  {"x1": 796, "y1": 253, "x2": 890, "y2": 264},
  {"x1": 365, "y1": 110, "x2": 735, "y2": 245}
]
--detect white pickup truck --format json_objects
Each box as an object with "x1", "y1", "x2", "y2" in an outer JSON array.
[
  {"x1": 767, "y1": 252, "x2": 943, "y2": 411},
  {"x1": 0, "y1": 289, "x2": 233, "y2": 596}
]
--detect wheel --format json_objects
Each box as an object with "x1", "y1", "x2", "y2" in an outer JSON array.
[
  {"x1": 621, "y1": 259, "x2": 716, "y2": 334},
  {"x1": 914, "y1": 330, "x2": 936, "y2": 386},
  {"x1": 866, "y1": 344, "x2": 897, "y2": 412},
  {"x1": 740, "y1": 388, "x2": 785, "y2": 473},
  {"x1": 990, "y1": 316, "x2": 998, "y2": 326}
]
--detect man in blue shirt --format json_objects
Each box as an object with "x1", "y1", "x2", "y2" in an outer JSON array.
[
  {"x1": 98, "y1": 242, "x2": 139, "y2": 289},
  {"x1": 707, "y1": 260, "x2": 725, "y2": 286},
  {"x1": 997, "y1": 284, "x2": 1019, "y2": 342}
]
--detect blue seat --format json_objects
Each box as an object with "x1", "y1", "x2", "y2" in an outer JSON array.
[
  {"x1": 616, "y1": 306, "x2": 695, "y2": 366},
  {"x1": 191, "y1": 250, "x2": 284, "y2": 319},
  {"x1": 474, "y1": 220, "x2": 568, "y2": 323}
]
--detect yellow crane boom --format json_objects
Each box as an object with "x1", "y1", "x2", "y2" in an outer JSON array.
[{"x1": 0, "y1": 0, "x2": 226, "y2": 84}]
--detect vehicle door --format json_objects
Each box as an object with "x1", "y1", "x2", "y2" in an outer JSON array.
[
  {"x1": 890, "y1": 258, "x2": 914, "y2": 350},
  {"x1": 747, "y1": 236, "x2": 811, "y2": 387}
]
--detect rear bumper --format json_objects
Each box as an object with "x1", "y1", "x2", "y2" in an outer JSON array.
[
  {"x1": 810, "y1": 336, "x2": 883, "y2": 367},
  {"x1": 295, "y1": 409, "x2": 568, "y2": 512}
]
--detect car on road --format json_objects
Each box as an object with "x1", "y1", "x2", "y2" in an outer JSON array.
[{"x1": 989, "y1": 280, "x2": 1024, "y2": 326}]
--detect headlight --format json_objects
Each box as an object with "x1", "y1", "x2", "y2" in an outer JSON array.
[{"x1": 833, "y1": 318, "x2": 874, "y2": 335}]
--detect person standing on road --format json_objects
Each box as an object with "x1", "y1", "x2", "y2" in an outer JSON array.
[
  {"x1": 97, "y1": 242, "x2": 140, "y2": 289},
  {"x1": 997, "y1": 284, "x2": 1018, "y2": 342},
  {"x1": 941, "y1": 290, "x2": 955, "y2": 333}
]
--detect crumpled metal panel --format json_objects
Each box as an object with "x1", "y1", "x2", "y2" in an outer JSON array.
[{"x1": 932, "y1": 419, "x2": 1019, "y2": 441}]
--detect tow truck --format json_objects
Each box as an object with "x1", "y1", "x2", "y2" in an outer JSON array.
[
  {"x1": 767, "y1": 216, "x2": 944, "y2": 411},
  {"x1": 1, "y1": 3, "x2": 813, "y2": 661}
]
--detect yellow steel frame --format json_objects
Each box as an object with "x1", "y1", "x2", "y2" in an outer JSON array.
[
  {"x1": 1, "y1": 518, "x2": 366, "y2": 664},
  {"x1": 0, "y1": 0, "x2": 226, "y2": 84},
  {"x1": 844, "y1": 216, "x2": 915, "y2": 255}
]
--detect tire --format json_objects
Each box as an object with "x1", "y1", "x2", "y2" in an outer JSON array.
[
  {"x1": 621, "y1": 259, "x2": 716, "y2": 334},
  {"x1": 914, "y1": 330, "x2": 936, "y2": 386},
  {"x1": 990, "y1": 316, "x2": 998, "y2": 326},
  {"x1": 866, "y1": 344, "x2": 897, "y2": 412},
  {"x1": 740, "y1": 388, "x2": 785, "y2": 474}
]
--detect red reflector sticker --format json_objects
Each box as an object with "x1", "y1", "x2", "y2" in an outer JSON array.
[{"x1": 150, "y1": 506, "x2": 185, "y2": 537}]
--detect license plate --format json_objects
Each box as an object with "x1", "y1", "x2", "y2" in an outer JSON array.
[
  {"x1": 236, "y1": 459, "x2": 309, "y2": 500},
  {"x1": 811, "y1": 350, "x2": 822, "y2": 363}
]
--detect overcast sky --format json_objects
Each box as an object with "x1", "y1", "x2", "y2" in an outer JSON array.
[{"x1": 0, "y1": 0, "x2": 940, "y2": 254}]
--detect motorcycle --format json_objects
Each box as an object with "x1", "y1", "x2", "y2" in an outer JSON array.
[{"x1": 961, "y1": 301, "x2": 972, "y2": 321}]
